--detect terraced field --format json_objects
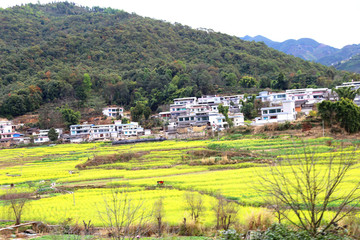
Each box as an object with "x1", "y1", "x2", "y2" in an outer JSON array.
[{"x1": 0, "y1": 135, "x2": 359, "y2": 226}]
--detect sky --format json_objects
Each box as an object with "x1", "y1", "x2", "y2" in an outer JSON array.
[{"x1": 1, "y1": 0, "x2": 359, "y2": 49}]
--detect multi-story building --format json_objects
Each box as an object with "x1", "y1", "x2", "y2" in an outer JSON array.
[
  {"x1": 197, "y1": 95, "x2": 222, "y2": 105},
  {"x1": 257, "y1": 91, "x2": 287, "y2": 103},
  {"x1": 170, "y1": 103, "x2": 188, "y2": 118},
  {"x1": 335, "y1": 81, "x2": 360, "y2": 106},
  {"x1": 254, "y1": 100, "x2": 296, "y2": 125},
  {"x1": 102, "y1": 106, "x2": 124, "y2": 118},
  {"x1": 173, "y1": 97, "x2": 197, "y2": 106},
  {"x1": 70, "y1": 124, "x2": 93, "y2": 137},
  {"x1": 335, "y1": 81, "x2": 360, "y2": 90},
  {"x1": 286, "y1": 88, "x2": 328, "y2": 103},
  {"x1": 115, "y1": 121, "x2": 144, "y2": 137},
  {"x1": 33, "y1": 129, "x2": 63, "y2": 143},
  {"x1": 0, "y1": 120, "x2": 15, "y2": 134},
  {"x1": 89, "y1": 124, "x2": 118, "y2": 140}
]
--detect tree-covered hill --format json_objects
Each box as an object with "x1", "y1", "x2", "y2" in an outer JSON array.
[
  {"x1": 0, "y1": 2, "x2": 357, "y2": 117},
  {"x1": 335, "y1": 54, "x2": 360, "y2": 73}
]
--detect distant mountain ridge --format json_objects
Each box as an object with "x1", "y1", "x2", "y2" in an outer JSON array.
[{"x1": 241, "y1": 35, "x2": 360, "y2": 73}]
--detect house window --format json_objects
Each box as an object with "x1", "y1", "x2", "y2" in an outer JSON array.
[
  {"x1": 185, "y1": 117, "x2": 189, "y2": 121},
  {"x1": 270, "y1": 116, "x2": 277, "y2": 119},
  {"x1": 263, "y1": 110, "x2": 268, "y2": 114},
  {"x1": 269, "y1": 109, "x2": 277, "y2": 114}
]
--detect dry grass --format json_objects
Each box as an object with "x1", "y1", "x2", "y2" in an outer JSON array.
[
  {"x1": 245, "y1": 210, "x2": 273, "y2": 231},
  {"x1": 76, "y1": 151, "x2": 150, "y2": 169}
]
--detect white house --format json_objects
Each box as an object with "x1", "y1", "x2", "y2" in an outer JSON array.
[
  {"x1": 177, "y1": 114, "x2": 197, "y2": 126},
  {"x1": 170, "y1": 103, "x2": 188, "y2": 118},
  {"x1": 335, "y1": 81, "x2": 360, "y2": 90},
  {"x1": 229, "y1": 113, "x2": 245, "y2": 127},
  {"x1": 0, "y1": 132, "x2": 23, "y2": 140},
  {"x1": 89, "y1": 124, "x2": 118, "y2": 140},
  {"x1": 0, "y1": 120, "x2": 15, "y2": 134},
  {"x1": 197, "y1": 95, "x2": 222, "y2": 105},
  {"x1": 70, "y1": 124, "x2": 93, "y2": 136},
  {"x1": 114, "y1": 121, "x2": 144, "y2": 137},
  {"x1": 254, "y1": 100, "x2": 296, "y2": 125},
  {"x1": 286, "y1": 88, "x2": 328, "y2": 103},
  {"x1": 102, "y1": 106, "x2": 124, "y2": 118},
  {"x1": 257, "y1": 91, "x2": 287, "y2": 103},
  {"x1": 33, "y1": 129, "x2": 63, "y2": 144},
  {"x1": 173, "y1": 97, "x2": 197, "y2": 106}
]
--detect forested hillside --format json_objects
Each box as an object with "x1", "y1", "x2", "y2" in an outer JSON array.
[{"x1": 0, "y1": 2, "x2": 357, "y2": 117}]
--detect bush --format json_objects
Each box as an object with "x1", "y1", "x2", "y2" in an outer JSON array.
[
  {"x1": 251, "y1": 223, "x2": 352, "y2": 240},
  {"x1": 309, "y1": 110, "x2": 317, "y2": 117},
  {"x1": 220, "y1": 229, "x2": 242, "y2": 240}
]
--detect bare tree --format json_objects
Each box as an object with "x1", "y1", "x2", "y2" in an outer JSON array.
[
  {"x1": 153, "y1": 197, "x2": 165, "y2": 238},
  {"x1": 0, "y1": 191, "x2": 32, "y2": 225},
  {"x1": 259, "y1": 145, "x2": 360, "y2": 236},
  {"x1": 184, "y1": 192, "x2": 205, "y2": 222},
  {"x1": 98, "y1": 189, "x2": 151, "y2": 240},
  {"x1": 212, "y1": 196, "x2": 238, "y2": 230}
]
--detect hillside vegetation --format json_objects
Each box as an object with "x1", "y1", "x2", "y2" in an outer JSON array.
[{"x1": 0, "y1": 2, "x2": 356, "y2": 117}]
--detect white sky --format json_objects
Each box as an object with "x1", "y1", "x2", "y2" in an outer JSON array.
[{"x1": 1, "y1": 0, "x2": 359, "y2": 49}]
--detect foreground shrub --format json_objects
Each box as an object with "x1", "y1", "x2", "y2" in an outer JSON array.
[
  {"x1": 220, "y1": 229, "x2": 242, "y2": 240},
  {"x1": 251, "y1": 224, "x2": 352, "y2": 240}
]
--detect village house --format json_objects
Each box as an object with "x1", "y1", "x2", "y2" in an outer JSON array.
[
  {"x1": 158, "y1": 111, "x2": 171, "y2": 121},
  {"x1": 0, "y1": 120, "x2": 15, "y2": 134},
  {"x1": 335, "y1": 81, "x2": 360, "y2": 106},
  {"x1": 257, "y1": 91, "x2": 287, "y2": 103},
  {"x1": 173, "y1": 97, "x2": 197, "y2": 106},
  {"x1": 114, "y1": 121, "x2": 144, "y2": 137},
  {"x1": 335, "y1": 80, "x2": 360, "y2": 90},
  {"x1": 254, "y1": 100, "x2": 296, "y2": 125},
  {"x1": 102, "y1": 106, "x2": 124, "y2": 118},
  {"x1": 33, "y1": 128, "x2": 63, "y2": 144},
  {"x1": 89, "y1": 124, "x2": 118, "y2": 141},
  {"x1": 70, "y1": 123, "x2": 93, "y2": 138}
]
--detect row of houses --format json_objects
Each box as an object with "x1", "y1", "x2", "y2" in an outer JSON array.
[
  {"x1": 0, "y1": 119, "x2": 147, "y2": 145},
  {"x1": 1, "y1": 81, "x2": 358, "y2": 145},
  {"x1": 159, "y1": 95, "x2": 246, "y2": 138},
  {"x1": 254, "y1": 81, "x2": 360, "y2": 124},
  {"x1": 159, "y1": 82, "x2": 359, "y2": 129},
  {"x1": 69, "y1": 121, "x2": 147, "y2": 142}
]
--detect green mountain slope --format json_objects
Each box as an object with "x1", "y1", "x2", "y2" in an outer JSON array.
[
  {"x1": 335, "y1": 54, "x2": 360, "y2": 73},
  {"x1": 0, "y1": 2, "x2": 356, "y2": 117}
]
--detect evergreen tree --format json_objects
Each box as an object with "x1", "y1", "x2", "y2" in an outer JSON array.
[{"x1": 48, "y1": 127, "x2": 59, "y2": 141}]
